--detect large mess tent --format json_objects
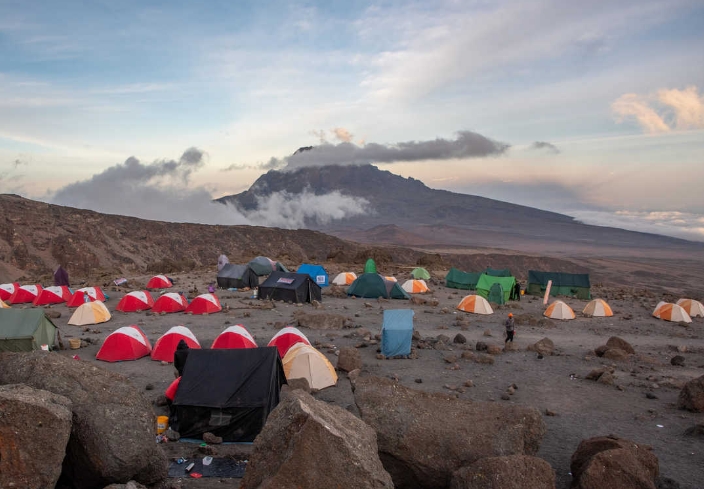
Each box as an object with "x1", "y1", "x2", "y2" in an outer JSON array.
[
  {"x1": 476, "y1": 274, "x2": 517, "y2": 304},
  {"x1": 445, "y1": 268, "x2": 481, "y2": 290},
  {"x1": 484, "y1": 267, "x2": 512, "y2": 277},
  {"x1": 527, "y1": 271, "x2": 591, "y2": 300},
  {"x1": 217, "y1": 264, "x2": 259, "y2": 289},
  {"x1": 0, "y1": 309, "x2": 58, "y2": 351}
]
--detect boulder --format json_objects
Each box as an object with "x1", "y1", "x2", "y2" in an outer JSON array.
[
  {"x1": 527, "y1": 338, "x2": 554, "y2": 356},
  {"x1": 605, "y1": 337, "x2": 635, "y2": 355},
  {"x1": 0, "y1": 384, "x2": 72, "y2": 489},
  {"x1": 677, "y1": 374, "x2": 704, "y2": 412},
  {"x1": 240, "y1": 389, "x2": 393, "y2": 489},
  {"x1": 450, "y1": 455, "x2": 555, "y2": 489},
  {"x1": 453, "y1": 334, "x2": 467, "y2": 344},
  {"x1": 353, "y1": 376, "x2": 546, "y2": 489},
  {"x1": 475, "y1": 341, "x2": 488, "y2": 352},
  {"x1": 292, "y1": 311, "x2": 351, "y2": 330},
  {"x1": 286, "y1": 377, "x2": 311, "y2": 393},
  {"x1": 0, "y1": 352, "x2": 167, "y2": 489},
  {"x1": 602, "y1": 348, "x2": 629, "y2": 361},
  {"x1": 337, "y1": 347, "x2": 363, "y2": 372},
  {"x1": 670, "y1": 355, "x2": 685, "y2": 367},
  {"x1": 570, "y1": 435, "x2": 658, "y2": 489},
  {"x1": 586, "y1": 367, "x2": 614, "y2": 382},
  {"x1": 594, "y1": 345, "x2": 609, "y2": 357},
  {"x1": 486, "y1": 345, "x2": 503, "y2": 355}
]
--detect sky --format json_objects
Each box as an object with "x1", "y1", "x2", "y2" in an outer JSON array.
[{"x1": 1, "y1": 0, "x2": 704, "y2": 240}]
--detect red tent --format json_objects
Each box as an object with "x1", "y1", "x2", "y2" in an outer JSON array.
[
  {"x1": 165, "y1": 376, "x2": 181, "y2": 401},
  {"x1": 147, "y1": 275, "x2": 173, "y2": 289},
  {"x1": 211, "y1": 325, "x2": 257, "y2": 349},
  {"x1": 33, "y1": 286, "x2": 72, "y2": 305},
  {"x1": 267, "y1": 326, "x2": 311, "y2": 359},
  {"x1": 8, "y1": 284, "x2": 43, "y2": 304},
  {"x1": 184, "y1": 293, "x2": 222, "y2": 315},
  {"x1": 116, "y1": 291, "x2": 155, "y2": 312},
  {"x1": 66, "y1": 287, "x2": 106, "y2": 307},
  {"x1": 96, "y1": 325, "x2": 152, "y2": 362},
  {"x1": 151, "y1": 326, "x2": 200, "y2": 362},
  {"x1": 152, "y1": 293, "x2": 189, "y2": 314},
  {"x1": 0, "y1": 282, "x2": 19, "y2": 301}
]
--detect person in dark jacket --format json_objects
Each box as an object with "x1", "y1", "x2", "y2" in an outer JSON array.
[
  {"x1": 173, "y1": 339, "x2": 190, "y2": 377},
  {"x1": 505, "y1": 313, "x2": 515, "y2": 343}
]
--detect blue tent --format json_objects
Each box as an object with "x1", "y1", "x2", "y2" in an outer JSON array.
[
  {"x1": 296, "y1": 264, "x2": 329, "y2": 287},
  {"x1": 381, "y1": 309, "x2": 414, "y2": 358}
]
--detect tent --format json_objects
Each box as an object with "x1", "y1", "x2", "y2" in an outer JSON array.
[
  {"x1": 116, "y1": 291, "x2": 155, "y2": 312},
  {"x1": 216, "y1": 264, "x2": 259, "y2": 289},
  {"x1": 267, "y1": 327, "x2": 310, "y2": 359},
  {"x1": 33, "y1": 286, "x2": 71, "y2": 306},
  {"x1": 527, "y1": 271, "x2": 591, "y2": 300},
  {"x1": 152, "y1": 293, "x2": 189, "y2": 314},
  {"x1": 66, "y1": 287, "x2": 106, "y2": 307},
  {"x1": 484, "y1": 267, "x2": 512, "y2": 277},
  {"x1": 151, "y1": 326, "x2": 201, "y2": 362},
  {"x1": 653, "y1": 303, "x2": 692, "y2": 323},
  {"x1": 401, "y1": 279, "x2": 429, "y2": 294},
  {"x1": 8, "y1": 284, "x2": 43, "y2": 304},
  {"x1": 211, "y1": 325, "x2": 258, "y2": 349},
  {"x1": 332, "y1": 272, "x2": 357, "y2": 286},
  {"x1": 364, "y1": 258, "x2": 377, "y2": 274},
  {"x1": 0, "y1": 282, "x2": 19, "y2": 301},
  {"x1": 282, "y1": 343, "x2": 338, "y2": 390},
  {"x1": 68, "y1": 301, "x2": 111, "y2": 326},
  {"x1": 53, "y1": 266, "x2": 70, "y2": 286},
  {"x1": 259, "y1": 272, "x2": 322, "y2": 304},
  {"x1": 476, "y1": 274, "x2": 516, "y2": 304},
  {"x1": 583, "y1": 299, "x2": 613, "y2": 317},
  {"x1": 0, "y1": 309, "x2": 58, "y2": 352},
  {"x1": 347, "y1": 273, "x2": 410, "y2": 300},
  {"x1": 147, "y1": 275, "x2": 173, "y2": 289},
  {"x1": 297, "y1": 264, "x2": 329, "y2": 287},
  {"x1": 172, "y1": 347, "x2": 286, "y2": 442},
  {"x1": 445, "y1": 268, "x2": 481, "y2": 290},
  {"x1": 544, "y1": 301, "x2": 575, "y2": 320},
  {"x1": 185, "y1": 293, "x2": 222, "y2": 315},
  {"x1": 96, "y1": 325, "x2": 152, "y2": 362},
  {"x1": 676, "y1": 298, "x2": 704, "y2": 318},
  {"x1": 0, "y1": 299, "x2": 9, "y2": 309},
  {"x1": 457, "y1": 295, "x2": 494, "y2": 315},
  {"x1": 381, "y1": 309, "x2": 414, "y2": 358},
  {"x1": 411, "y1": 267, "x2": 431, "y2": 280},
  {"x1": 248, "y1": 256, "x2": 288, "y2": 276},
  {"x1": 217, "y1": 254, "x2": 230, "y2": 271},
  {"x1": 385, "y1": 276, "x2": 397, "y2": 282}
]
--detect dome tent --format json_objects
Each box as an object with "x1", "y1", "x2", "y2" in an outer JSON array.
[
  {"x1": 411, "y1": 267, "x2": 431, "y2": 280},
  {"x1": 151, "y1": 326, "x2": 201, "y2": 362},
  {"x1": 347, "y1": 273, "x2": 410, "y2": 300},
  {"x1": 332, "y1": 272, "x2": 357, "y2": 285},
  {"x1": 582, "y1": 299, "x2": 613, "y2": 317},
  {"x1": 96, "y1": 325, "x2": 152, "y2": 362},
  {"x1": 152, "y1": 293, "x2": 189, "y2": 314},
  {"x1": 544, "y1": 301, "x2": 575, "y2": 320},
  {"x1": 457, "y1": 295, "x2": 494, "y2": 315}
]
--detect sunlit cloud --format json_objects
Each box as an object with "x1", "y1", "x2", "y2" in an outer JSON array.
[{"x1": 612, "y1": 85, "x2": 704, "y2": 133}]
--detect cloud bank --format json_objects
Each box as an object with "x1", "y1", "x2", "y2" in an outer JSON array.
[
  {"x1": 612, "y1": 85, "x2": 704, "y2": 133},
  {"x1": 571, "y1": 209, "x2": 704, "y2": 242},
  {"x1": 530, "y1": 141, "x2": 560, "y2": 154}
]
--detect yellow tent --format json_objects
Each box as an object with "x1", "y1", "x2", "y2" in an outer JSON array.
[
  {"x1": 68, "y1": 301, "x2": 111, "y2": 326},
  {"x1": 0, "y1": 299, "x2": 10, "y2": 308},
  {"x1": 456, "y1": 295, "x2": 493, "y2": 315},
  {"x1": 544, "y1": 301, "x2": 575, "y2": 320},
  {"x1": 282, "y1": 343, "x2": 337, "y2": 390},
  {"x1": 582, "y1": 298, "x2": 613, "y2": 317}
]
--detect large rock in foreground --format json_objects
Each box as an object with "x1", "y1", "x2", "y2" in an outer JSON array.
[
  {"x1": 0, "y1": 384, "x2": 72, "y2": 489},
  {"x1": 677, "y1": 374, "x2": 704, "y2": 412},
  {"x1": 353, "y1": 376, "x2": 546, "y2": 489},
  {"x1": 0, "y1": 352, "x2": 167, "y2": 489},
  {"x1": 450, "y1": 455, "x2": 555, "y2": 489},
  {"x1": 570, "y1": 435, "x2": 659, "y2": 489},
  {"x1": 241, "y1": 389, "x2": 393, "y2": 489}
]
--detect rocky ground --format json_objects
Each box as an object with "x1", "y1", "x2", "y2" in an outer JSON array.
[{"x1": 33, "y1": 264, "x2": 704, "y2": 489}]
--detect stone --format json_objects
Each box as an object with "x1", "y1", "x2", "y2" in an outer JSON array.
[
  {"x1": 0, "y1": 351, "x2": 168, "y2": 489},
  {"x1": 670, "y1": 355, "x2": 685, "y2": 366},
  {"x1": 240, "y1": 389, "x2": 393, "y2": 489},
  {"x1": 527, "y1": 338, "x2": 554, "y2": 356},
  {"x1": 486, "y1": 345, "x2": 503, "y2": 355},
  {"x1": 645, "y1": 392, "x2": 658, "y2": 399},
  {"x1": 570, "y1": 435, "x2": 658, "y2": 489},
  {"x1": 677, "y1": 374, "x2": 704, "y2": 412},
  {"x1": 348, "y1": 369, "x2": 361, "y2": 383},
  {"x1": 0, "y1": 384, "x2": 72, "y2": 489},
  {"x1": 602, "y1": 348, "x2": 629, "y2": 361},
  {"x1": 483, "y1": 329, "x2": 492, "y2": 337},
  {"x1": 461, "y1": 351, "x2": 475, "y2": 360},
  {"x1": 286, "y1": 377, "x2": 311, "y2": 393},
  {"x1": 353, "y1": 376, "x2": 545, "y2": 489},
  {"x1": 164, "y1": 428, "x2": 180, "y2": 441},
  {"x1": 293, "y1": 311, "x2": 351, "y2": 330},
  {"x1": 474, "y1": 354, "x2": 495, "y2": 365},
  {"x1": 337, "y1": 347, "x2": 363, "y2": 372},
  {"x1": 444, "y1": 353, "x2": 459, "y2": 363},
  {"x1": 475, "y1": 341, "x2": 488, "y2": 352},
  {"x1": 594, "y1": 345, "x2": 609, "y2": 357},
  {"x1": 203, "y1": 432, "x2": 223, "y2": 444},
  {"x1": 449, "y1": 455, "x2": 555, "y2": 489},
  {"x1": 453, "y1": 334, "x2": 467, "y2": 344},
  {"x1": 597, "y1": 371, "x2": 615, "y2": 386},
  {"x1": 586, "y1": 367, "x2": 614, "y2": 382},
  {"x1": 683, "y1": 424, "x2": 704, "y2": 437},
  {"x1": 606, "y1": 336, "x2": 635, "y2": 354}
]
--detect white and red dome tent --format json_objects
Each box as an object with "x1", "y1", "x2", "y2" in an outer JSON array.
[
  {"x1": 332, "y1": 272, "x2": 357, "y2": 286},
  {"x1": 676, "y1": 298, "x2": 704, "y2": 318},
  {"x1": 152, "y1": 293, "x2": 189, "y2": 314},
  {"x1": 147, "y1": 275, "x2": 173, "y2": 289},
  {"x1": 96, "y1": 325, "x2": 152, "y2": 362},
  {"x1": 401, "y1": 279, "x2": 429, "y2": 294},
  {"x1": 267, "y1": 326, "x2": 310, "y2": 359},
  {"x1": 66, "y1": 287, "x2": 106, "y2": 307},
  {"x1": 8, "y1": 284, "x2": 43, "y2": 304},
  {"x1": 652, "y1": 302, "x2": 692, "y2": 323},
  {"x1": 33, "y1": 286, "x2": 72, "y2": 306},
  {"x1": 116, "y1": 291, "x2": 155, "y2": 312},
  {"x1": 151, "y1": 326, "x2": 201, "y2": 362},
  {"x1": 0, "y1": 282, "x2": 19, "y2": 301},
  {"x1": 211, "y1": 325, "x2": 258, "y2": 349},
  {"x1": 184, "y1": 293, "x2": 222, "y2": 315}
]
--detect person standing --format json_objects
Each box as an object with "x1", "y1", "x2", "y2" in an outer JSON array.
[{"x1": 505, "y1": 313, "x2": 515, "y2": 343}]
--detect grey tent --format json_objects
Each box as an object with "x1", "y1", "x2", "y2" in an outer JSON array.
[
  {"x1": 217, "y1": 264, "x2": 259, "y2": 289},
  {"x1": 248, "y1": 256, "x2": 289, "y2": 276},
  {"x1": 0, "y1": 309, "x2": 58, "y2": 352}
]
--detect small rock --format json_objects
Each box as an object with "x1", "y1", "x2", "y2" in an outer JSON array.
[
  {"x1": 453, "y1": 333, "x2": 466, "y2": 344},
  {"x1": 646, "y1": 392, "x2": 658, "y2": 399},
  {"x1": 483, "y1": 329, "x2": 492, "y2": 337},
  {"x1": 597, "y1": 371, "x2": 615, "y2": 385},
  {"x1": 500, "y1": 394, "x2": 510, "y2": 401},
  {"x1": 145, "y1": 383, "x2": 154, "y2": 391},
  {"x1": 198, "y1": 445, "x2": 217, "y2": 455},
  {"x1": 545, "y1": 409, "x2": 557, "y2": 416},
  {"x1": 475, "y1": 341, "x2": 488, "y2": 352},
  {"x1": 415, "y1": 378, "x2": 423, "y2": 384},
  {"x1": 165, "y1": 428, "x2": 180, "y2": 441},
  {"x1": 443, "y1": 353, "x2": 459, "y2": 364},
  {"x1": 507, "y1": 386, "x2": 515, "y2": 395},
  {"x1": 671, "y1": 355, "x2": 685, "y2": 366},
  {"x1": 463, "y1": 380, "x2": 474, "y2": 387},
  {"x1": 347, "y1": 369, "x2": 361, "y2": 383},
  {"x1": 202, "y1": 432, "x2": 223, "y2": 445}
]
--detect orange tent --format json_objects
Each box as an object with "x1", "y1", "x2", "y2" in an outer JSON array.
[
  {"x1": 544, "y1": 301, "x2": 575, "y2": 320},
  {"x1": 457, "y1": 295, "x2": 493, "y2": 315},
  {"x1": 653, "y1": 303, "x2": 691, "y2": 323},
  {"x1": 582, "y1": 299, "x2": 613, "y2": 317},
  {"x1": 332, "y1": 272, "x2": 357, "y2": 286},
  {"x1": 676, "y1": 298, "x2": 704, "y2": 318},
  {"x1": 401, "y1": 279, "x2": 429, "y2": 294}
]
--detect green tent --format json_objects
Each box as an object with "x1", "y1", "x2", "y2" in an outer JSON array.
[
  {"x1": 364, "y1": 258, "x2": 377, "y2": 274},
  {"x1": 476, "y1": 274, "x2": 516, "y2": 303},
  {"x1": 348, "y1": 273, "x2": 410, "y2": 299},
  {"x1": 445, "y1": 268, "x2": 481, "y2": 290},
  {"x1": 411, "y1": 267, "x2": 431, "y2": 280},
  {"x1": 484, "y1": 267, "x2": 512, "y2": 277},
  {"x1": 527, "y1": 271, "x2": 591, "y2": 300},
  {"x1": 488, "y1": 283, "x2": 505, "y2": 305},
  {"x1": 0, "y1": 309, "x2": 58, "y2": 352}
]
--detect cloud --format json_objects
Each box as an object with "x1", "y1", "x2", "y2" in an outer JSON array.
[
  {"x1": 530, "y1": 141, "x2": 560, "y2": 154},
  {"x1": 332, "y1": 127, "x2": 354, "y2": 142},
  {"x1": 570, "y1": 209, "x2": 704, "y2": 242},
  {"x1": 221, "y1": 163, "x2": 248, "y2": 172},
  {"x1": 612, "y1": 85, "x2": 704, "y2": 133}
]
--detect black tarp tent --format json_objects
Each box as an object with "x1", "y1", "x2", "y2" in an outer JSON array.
[
  {"x1": 171, "y1": 347, "x2": 286, "y2": 442},
  {"x1": 216, "y1": 264, "x2": 259, "y2": 289},
  {"x1": 258, "y1": 271, "x2": 322, "y2": 303}
]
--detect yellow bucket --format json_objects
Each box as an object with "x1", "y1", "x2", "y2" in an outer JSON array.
[{"x1": 156, "y1": 416, "x2": 169, "y2": 434}]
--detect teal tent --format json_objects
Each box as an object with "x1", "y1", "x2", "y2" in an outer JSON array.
[
  {"x1": 364, "y1": 258, "x2": 377, "y2": 274},
  {"x1": 348, "y1": 274, "x2": 410, "y2": 300},
  {"x1": 476, "y1": 274, "x2": 516, "y2": 303},
  {"x1": 445, "y1": 268, "x2": 481, "y2": 290},
  {"x1": 488, "y1": 283, "x2": 505, "y2": 305},
  {"x1": 381, "y1": 309, "x2": 414, "y2": 358},
  {"x1": 411, "y1": 267, "x2": 431, "y2": 280},
  {"x1": 527, "y1": 271, "x2": 591, "y2": 300},
  {"x1": 0, "y1": 309, "x2": 58, "y2": 352}
]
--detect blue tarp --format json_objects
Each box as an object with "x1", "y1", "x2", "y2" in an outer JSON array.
[
  {"x1": 296, "y1": 264, "x2": 329, "y2": 287},
  {"x1": 381, "y1": 309, "x2": 414, "y2": 358}
]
